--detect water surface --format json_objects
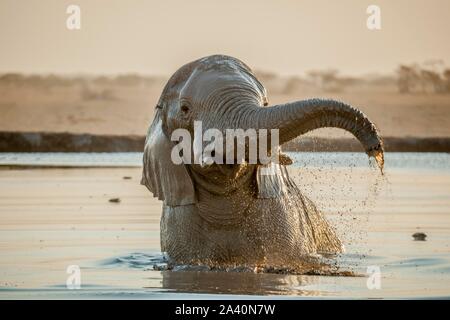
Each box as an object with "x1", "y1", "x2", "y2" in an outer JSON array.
[
  {"x1": 0, "y1": 152, "x2": 449, "y2": 299},
  {"x1": 0, "y1": 152, "x2": 449, "y2": 171}
]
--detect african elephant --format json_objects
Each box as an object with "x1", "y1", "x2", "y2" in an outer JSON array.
[{"x1": 141, "y1": 55, "x2": 383, "y2": 268}]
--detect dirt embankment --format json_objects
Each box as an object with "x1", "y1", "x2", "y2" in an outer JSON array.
[{"x1": 1, "y1": 131, "x2": 449, "y2": 153}]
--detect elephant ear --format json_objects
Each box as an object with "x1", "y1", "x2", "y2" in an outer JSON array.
[{"x1": 141, "y1": 110, "x2": 196, "y2": 206}]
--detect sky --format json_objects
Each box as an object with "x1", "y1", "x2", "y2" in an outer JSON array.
[{"x1": 0, "y1": 0, "x2": 449, "y2": 76}]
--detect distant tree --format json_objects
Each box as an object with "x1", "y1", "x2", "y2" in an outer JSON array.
[
  {"x1": 282, "y1": 76, "x2": 304, "y2": 94},
  {"x1": 307, "y1": 69, "x2": 343, "y2": 92},
  {"x1": 443, "y1": 69, "x2": 450, "y2": 93},
  {"x1": 420, "y1": 69, "x2": 444, "y2": 93},
  {"x1": 397, "y1": 60, "x2": 450, "y2": 94},
  {"x1": 114, "y1": 74, "x2": 143, "y2": 86},
  {"x1": 337, "y1": 76, "x2": 359, "y2": 87},
  {"x1": 397, "y1": 65, "x2": 420, "y2": 93},
  {"x1": 0, "y1": 73, "x2": 24, "y2": 85}
]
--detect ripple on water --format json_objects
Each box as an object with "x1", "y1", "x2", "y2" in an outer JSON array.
[
  {"x1": 99, "y1": 252, "x2": 167, "y2": 270},
  {"x1": 98, "y1": 252, "x2": 362, "y2": 277},
  {"x1": 384, "y1": 257, "x2": 450, "y2": 270}
]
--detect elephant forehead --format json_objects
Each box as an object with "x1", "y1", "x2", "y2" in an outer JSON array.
[{"x1": 181, "y1": 69, "x2": 259, "y2": 99}]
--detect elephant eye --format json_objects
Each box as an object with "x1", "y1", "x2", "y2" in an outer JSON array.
[{"x1": 180, "y1": 104, "x2": 190, "y2": 113}]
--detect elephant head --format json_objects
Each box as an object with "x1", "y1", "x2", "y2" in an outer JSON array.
[
  {"x1": 141, "y1": 55, "x2": 383, "y2": 264},
  {"x1": 142, "y1": 55, "x2": 383, "y2": 205}
]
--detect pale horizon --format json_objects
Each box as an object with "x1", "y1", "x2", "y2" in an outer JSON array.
[{"x1": 1, "y1": 0, "x2": 449, "y2": 76}]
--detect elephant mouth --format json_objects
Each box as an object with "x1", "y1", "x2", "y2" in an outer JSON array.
[{"x1": 189, "y1": 161, "x2": 256, "y2": 192}]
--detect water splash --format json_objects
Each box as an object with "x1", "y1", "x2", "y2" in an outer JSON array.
[
  {"x1": 289, "y1": 150, "x2": 387, "y2": 272},
  {"x1": 99, "y1": 252, "x2": 359, "y2": 277},
  {"x1": 368, "y1": 149, "x2": 384, "y2": 174}
]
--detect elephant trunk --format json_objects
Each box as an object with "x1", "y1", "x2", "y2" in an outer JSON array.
[{"x1": 247, "y1": 98, "x2": 384, "y2": 170}]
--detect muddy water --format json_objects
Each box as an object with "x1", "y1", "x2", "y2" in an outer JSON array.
[{"x1": 0, "y1": 153, "x2": 449, "y2": 298}]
